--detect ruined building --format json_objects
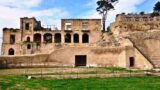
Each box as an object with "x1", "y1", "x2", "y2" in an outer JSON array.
[
  {"x1": 1, "y1": 13, "x2": 160, "y2": 70},
  {"x1": 2, "y1": 18, "x2": 101, "y2": 55}
]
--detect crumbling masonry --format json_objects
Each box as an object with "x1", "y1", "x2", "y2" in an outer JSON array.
[{"x1": 1, "y1": 13, "x2": 160, "y2": 70}]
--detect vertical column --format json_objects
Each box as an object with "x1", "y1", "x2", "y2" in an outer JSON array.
[
  {"x1": 71, "y1": 33, "x2": 74, "y2": 44},
  {"x1": 41, "y1": 34, "x2": 44, "y2": 47},
  {"x1": 41, "y1": 34, "x2": 44, "y2": 43},
  {"x1": 80, "y1": 33, "x2": 82, "y2": 44},
  {"x1": 62, "y1": 33, "x2": 65, "y2": 44},
  {"x1": 52, "y1": 34, "x2": 54, "y2": 43}
]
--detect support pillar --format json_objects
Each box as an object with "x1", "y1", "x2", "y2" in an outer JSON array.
[{"x1": 80, "y1": 33, "x2": 82, "y2": 44}]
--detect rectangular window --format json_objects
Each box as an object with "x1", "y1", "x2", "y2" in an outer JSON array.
[
  {"x1": 65, "y1": 22, "x2": 72, "y2": 30},
  {"x1": 82, "y1": 21, "x2": 89, "y2": 30},
  {"x1": 25, "y1": 23, "x2": 30, "y2": 30},
  {"x1": 75, "y1": 55, "x2": 87, "y2": 67},
  {"x1": 10, "y1": 35, "x2": 15, "y2": 44}
]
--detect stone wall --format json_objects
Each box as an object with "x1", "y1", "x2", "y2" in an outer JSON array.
[
  {"x1": 2, "y1": 29, "x2": 22, "y2": 55},
  {"x1": 47, "y1": 47, "x2": 123, "y2": 67},
  {"x1": 0, "y1": 43, "x2": 153, "y2": 70},
  {"x1": 61, "y1": 19, "x2": 101, "y2": 31},
  {"x1": 0, "y1": 54, "x2": 48, "y2": 68},
  {"x1": 127, "y1": 31, "x2": 160, "y2": 68},
  {"x1": 110, "y1": 14, "x2": 160, "y2": 33}
]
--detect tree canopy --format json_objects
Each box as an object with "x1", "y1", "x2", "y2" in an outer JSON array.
[{"x1": 154, "y1": 1, "x2": 160, "y2": 14}]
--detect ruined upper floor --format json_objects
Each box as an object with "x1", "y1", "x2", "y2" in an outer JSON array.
[
  {"x1": 116, "y1": 13, "x2": 160, "y2": 22},
  {"x1": 110, "y1": 13, "x2": 160, "y2": 32},
  {"x1": 61, "y1": 19, "x2": 101, "y2": 31}
]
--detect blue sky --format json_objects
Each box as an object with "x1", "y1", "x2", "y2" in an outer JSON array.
[
  {"x1": 0, "y1": 0, "x2": 158, "y2": 52},
  {"x1": 0, "y1": 0, "x2": 158, "y2": 29}
]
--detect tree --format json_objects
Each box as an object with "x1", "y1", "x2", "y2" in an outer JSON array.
[
  {"x1": 140, "y1": 11, "x2": 145, "y2": 15},
  {"x1": 154, "y1": 1, "x2": 160, "y2": 15},
  {"x1": 151, "y1": 12, "x2": 159, "y2": 17},
  {"x1": 96, "y1": 0, "x2": 118, "y2": 32}
]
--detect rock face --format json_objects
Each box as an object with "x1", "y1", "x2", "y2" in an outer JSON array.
[
  {"x1": 110, "y1": 13, "x2": 160, "y2": 68},
  {"x1": 128, "y1": 31, "x2": 160, "y2": 68}
]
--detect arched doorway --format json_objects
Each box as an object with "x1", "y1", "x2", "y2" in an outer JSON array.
[
  {"x1": 34, "y1": 33, "x2": 41, "y2": 43},
  {"x1": 65, "y1": 33, "x2": 71, "y2": 43},
  {"x1": 44, "y1": 33, "x2": 52, "y2": 43},
  {"x1": 74, "y1": 34, "x2": 79, "y2": 43},
  {"x1": 54, "y1": 33, "x2": 61, "y2": 43},
  {"x1": 82, "y1": 33, "x2": 89, "y2": 43},
  {"x1": 27, "y1": 37, "x2": 30, "y2": 42},
  {"x1": 8, "y1": 48, "x2": 14, "y2": 55}
]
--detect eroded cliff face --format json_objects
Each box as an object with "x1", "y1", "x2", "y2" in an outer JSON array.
[
  {"x1": 109, "y1": 14, "x2": 160, "y2": 68},
  {"x1": 111, "y1": 22, "x2": 160, "y2": 68},
  {"x1": 127, "y1": 31, "x2": 160, "y2": 68}
]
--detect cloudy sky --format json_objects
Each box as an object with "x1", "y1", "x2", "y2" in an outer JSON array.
[{"x1": 0, "y1": 0, "x2": 158, "y2": 53}]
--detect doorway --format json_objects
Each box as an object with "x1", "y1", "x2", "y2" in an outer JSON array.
[
  {"x1": 129, "y1": 57, "x2": 135, "y2": 67},
  {"x1": 75, "y1": 55, "x2": 87, "y2": 66},
  {"x1": 8, "y1": 48, "x2": 14, "y2": 55}
]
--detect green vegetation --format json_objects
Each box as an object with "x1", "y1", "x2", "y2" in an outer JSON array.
[
  {"x1": 140, "y1": 11, "x2": 145, "y2": 15},
  {"x1": 0, "y1": 75, "x2": 160, "y2": 90},
  {"x1": 151, "y1": 1, "x2": 160, "y2": 17},
  {"x1": 99, "y1": 67, "x2": 143, "y2": 73},
  {"x1": 154, "y1": 1, "x2": 160, "y2": 14}
]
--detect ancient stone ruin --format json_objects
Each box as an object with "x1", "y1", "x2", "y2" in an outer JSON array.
[{"x1": 1, "y1": 13, "x2": 160, "y2": 70}]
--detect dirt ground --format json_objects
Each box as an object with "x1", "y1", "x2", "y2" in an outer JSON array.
[
  {"x1": 0, "y1": 67, "x2": 108, "y2": 75},
  {"x1": 0, "y1": 67, "x2": 149, "y2": 79}
]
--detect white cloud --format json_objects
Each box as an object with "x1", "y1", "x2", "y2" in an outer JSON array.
[
  {"x1": 0, "y1": 0, "x2": 68, "y2": 28},
  {"x1": 0, "y1": 0, "x2": 42, "y2": 8},
  {"x1": 81, "y1": 0, "x2": 147, "y2": 26},
  {"x1": 0, "y1": 0, "x2": 68, "y2": 54}
]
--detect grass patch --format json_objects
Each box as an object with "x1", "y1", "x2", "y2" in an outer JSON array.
[
  {"x1": 102, "y1": 67, "x2": 143, "y2": 73},
  {"x1": 0, "y1": 75, "x2": 160, "y2": 90}
]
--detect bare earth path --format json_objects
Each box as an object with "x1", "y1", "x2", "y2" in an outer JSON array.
[{"x1": 0, "y1": 67, "x2": 148, "y2": 79}]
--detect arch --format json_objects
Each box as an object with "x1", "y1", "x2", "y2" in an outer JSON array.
[
  {"x1": 82, "y1": 33, "x2": 89, "y2": 43},
  {"x1": 74, "y1": 34, "x2": 79, "y2": 43},
  {"x1": 27, "y1": 44, "x2": 31, "y2": 49},
  {"x1": 54, "y1": 33, "x2": 61, "y2": 43},
  {"x1": 34, "y1": 33, "x2": 41, "y2": 43},
  {"x1": 65, "y1": 33, "x2": 71, "y2": 43},
  {"x1": 44, "y1": 33, "x2": 52, "y2": 43},
  {"x1": 27, "y1": 37, "x2": 30, "y2": 42},
  {"x1": 8, "y1": 48, "x2": 14, "y2": 55}
]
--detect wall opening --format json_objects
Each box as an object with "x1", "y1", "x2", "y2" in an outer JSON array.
[
  {"x1": 54, "y1": 33, "x2": 61, "y2": 43},
  {"x1": 65, "y1": 33, "x2": 71, "y2": 43},
  {"x1": 10, "y1": 35, "x2": 15, "y2": 44},
  {"x1": 65, "y1": 22, "x2": 72, "y2": 30},
  {"x1": 44, "y1": 33, "x2": 52, "y2": 43},
  {"x1": 27, "y1": 44, "x2": 31, "y2": 49},
  {"x1": 25, "y1": 23, "x2": 29, "y2": 30},
  {"x1": 129, "y1": 57, "x2": 135, "y2": 67},
  {"x1": 8, "y1": 48, "x2": 14, "y2": 55},
  {"x1": 74, "y1": 34, "x2": 79, "y2": 43},
  {"x1": 27, "y1": 37, "x2": 30, "y2": 42},
  {"x1": 75, "y1": 55, "x2": 87, "y2": 67},
  {"x1": 34, "y1": 33, "x2": 41, "y2": 43},
  {"x1": 82, "y1": 33, "x2": 89, "y2": 43}
]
